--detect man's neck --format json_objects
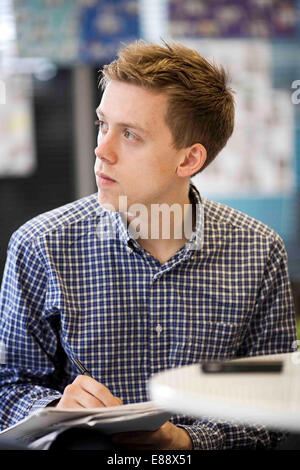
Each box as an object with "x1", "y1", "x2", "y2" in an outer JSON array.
[{"x1": 127, "y1": 185, "x2": 195, "y2": 264}]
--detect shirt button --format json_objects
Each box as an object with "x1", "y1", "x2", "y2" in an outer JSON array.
[{"x1": 155, "y1": 324, "x2": 163, "y2": 337}]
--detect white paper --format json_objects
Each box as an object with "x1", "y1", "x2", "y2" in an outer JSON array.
[
  {"x1": 28, "y1": 408, "x2": 172, "y2": 450},
  {"x1": 0, "y1": 401, "x2": 171, "y2": 446}
]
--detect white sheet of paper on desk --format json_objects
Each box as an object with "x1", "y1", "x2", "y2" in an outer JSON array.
[
  {"x1": 29, "y1": 409, "x2": 172, "y2": 450},
  {"x1": 0, "y1": 401, "x2": 171, "y2": 446}
]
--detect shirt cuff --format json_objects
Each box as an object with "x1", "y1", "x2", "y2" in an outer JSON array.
[
  {"x1": 30, "y1": 394, "x2": 62, "y2": 414},
  {"x1": 177, "y1": 424, "x2": 223, "y2": 450}
]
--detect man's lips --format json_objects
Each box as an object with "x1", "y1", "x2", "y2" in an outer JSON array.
[{"x1": 95, "y1": 172, "x2": 117, "y2": 185}]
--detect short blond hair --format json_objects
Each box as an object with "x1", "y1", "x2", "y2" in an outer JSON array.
[{"x1": 100, "y1": 40, "x2": 235, "y2": 173}]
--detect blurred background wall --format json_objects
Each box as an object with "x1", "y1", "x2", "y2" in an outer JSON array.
[{"x1": 0, "y1": 0, "x2": 299, "y2": 334}]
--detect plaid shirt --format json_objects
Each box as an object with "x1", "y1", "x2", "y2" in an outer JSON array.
[{"x1": 0, "y1": 184, "x2": 296, "y2": 449}]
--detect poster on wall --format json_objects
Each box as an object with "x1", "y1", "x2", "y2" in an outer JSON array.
[
  {"x1": 79, "y1": 0, "x2": 140, "y2": 63},
  {"x1": 13, "y1": 0, "x2": 78, "y2": 63},
  {"x1": 0, "y1": 74, "x2": 36, "y2": 177},
  {"x1": 168, "y1": 0, "x2": 299, "y2": 39},
  {"x1": 13, "y1": 0, "x2": 140, "y2": 64},
  {"x1": 180, "y1": 39, "x2": 296, "y2": 197}
]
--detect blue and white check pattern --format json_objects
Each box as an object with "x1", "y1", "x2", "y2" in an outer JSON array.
[{"x1": 0, "y1": 184, "x2": 297, "y2": 449}]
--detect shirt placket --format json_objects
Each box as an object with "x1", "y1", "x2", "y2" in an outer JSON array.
[{"x1": 147, "y1": 272, "x2": 162, "y2": 377}]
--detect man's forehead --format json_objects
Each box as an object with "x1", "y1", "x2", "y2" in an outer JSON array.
[
  {"x1": 99, "y1": 80, "x2": 167, "y2": 111},
  {"x1": 96, "y1": 82, "x2": 168, "y2": 130},
  {"x1": 96, "y1": 107, "x2": 150, "y2": 136}
]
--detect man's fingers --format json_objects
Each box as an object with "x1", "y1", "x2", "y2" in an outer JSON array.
[
  {"x1": 64, "y1": 382, "x2": 106, "y2": 408},
  {"x1": 57, "y1": 375, "x2": 123, "y2": 409},
  {"x1": 56, "y1": 390, "x2": 87, "y2": 409},
  {"x1": 74, "y1": 375, "x2": 122, "y2": 407}
]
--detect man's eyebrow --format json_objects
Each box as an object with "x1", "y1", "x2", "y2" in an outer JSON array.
[{"x1": 95, "y1": 108, "x2": 149, "y2": 135}]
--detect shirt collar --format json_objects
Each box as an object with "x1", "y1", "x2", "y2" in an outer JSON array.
[
  {"x1": 186, "y1": 183, "x2": 204, "y2": 252},
  {"x1": 100, "y1": 183, "x2": 204, "y2": 253}
]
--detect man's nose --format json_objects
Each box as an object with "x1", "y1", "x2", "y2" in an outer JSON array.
[{"x1": 94, "y1": 134, "x2": 118, "y2": 164}]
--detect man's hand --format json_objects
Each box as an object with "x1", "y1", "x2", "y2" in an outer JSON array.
[
  {"x1": 56, "y1": 375, "x2": 122, "y2": 409},
  {"x1": 112, "y1": 421, "x2": 193, "y2": 450}
]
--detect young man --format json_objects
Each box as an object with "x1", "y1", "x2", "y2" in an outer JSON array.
[{"x1": 0, "y1": 40, "x2": 297, "y2": 450}]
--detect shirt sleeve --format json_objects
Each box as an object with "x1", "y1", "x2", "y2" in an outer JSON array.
[
  {"x1": 0, "y1": 230, "x2": 68, "y2": 431},
  {"x1": 177, "y1": 418, "x2": 286, "y2": 450},
  {"x1": 237, "y1": 233, "x2": 297, "y2": 357},
  {"x1": 176, "y1": 234, "x2": 297, "y2": 450}
]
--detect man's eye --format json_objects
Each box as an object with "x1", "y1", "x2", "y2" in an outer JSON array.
[
  {"x1": 124, "y1": 130, "x2": 136, "y2": 140},
  {"x1": 94, "y1": 120, "x2": 107, "y2": 132}
]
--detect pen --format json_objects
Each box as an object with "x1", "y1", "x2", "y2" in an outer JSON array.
[{"x1": 71, "y1": 355, "x2": 93, "y2": 378}]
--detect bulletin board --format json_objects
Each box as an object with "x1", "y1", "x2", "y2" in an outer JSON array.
[
  {"x1": 185, "y1": 39, "x2": 296, "y2": 198},
  {"x1": 0, "y1": 74, "x2": 36, "y2": 177}
]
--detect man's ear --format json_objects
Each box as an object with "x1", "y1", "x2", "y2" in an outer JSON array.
[{"x1": 176, "y1": 143, "x2": 207, "y2": 178}]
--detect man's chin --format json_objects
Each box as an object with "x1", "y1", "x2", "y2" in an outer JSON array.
[{"x1": 97, "y1": 192, "x2": 119, "y2": 213}]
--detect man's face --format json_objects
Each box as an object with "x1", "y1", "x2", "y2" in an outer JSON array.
[{"x1": 94, "y1": 80, "x2": 186, "y2": 213}]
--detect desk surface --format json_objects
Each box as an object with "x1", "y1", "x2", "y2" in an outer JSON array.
[{"x1": 149, "y1": 352, "x2": 300, "y2": 431}]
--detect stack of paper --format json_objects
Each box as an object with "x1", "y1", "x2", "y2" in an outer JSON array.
[{"x1": 0, "y1": 401, "x2": 171, "y2": 449}]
